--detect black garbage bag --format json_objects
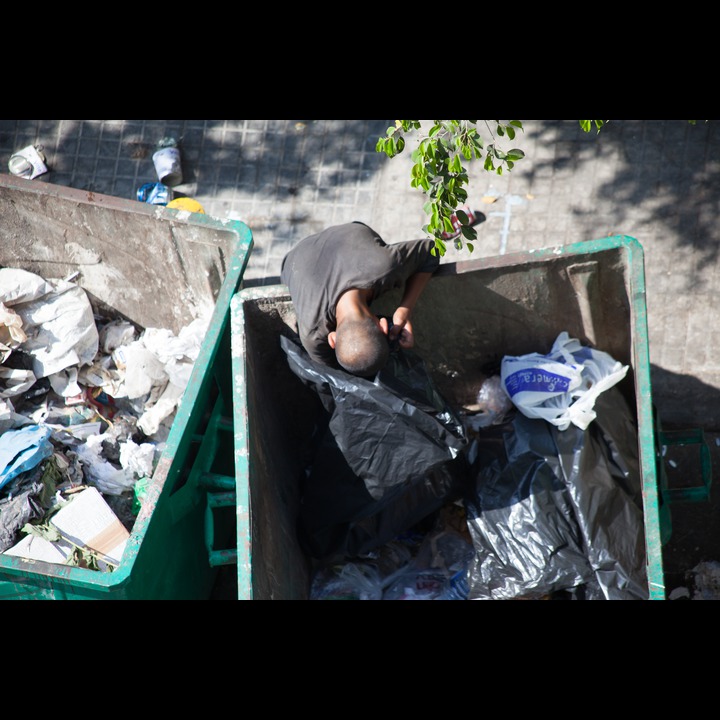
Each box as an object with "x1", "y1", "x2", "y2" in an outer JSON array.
[
  {"x1": 463, "y1": 386, "x2": 649, "y2": 600},
  {"x1": 280, "y1": 335, "x2": 469, "y2": 559}
]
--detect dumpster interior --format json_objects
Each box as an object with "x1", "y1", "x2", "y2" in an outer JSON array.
[{"x1": 231, "y1": 237, "x2": 713, "y2": 600}]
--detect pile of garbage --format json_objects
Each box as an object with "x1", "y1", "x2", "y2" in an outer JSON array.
[
  {"x1": 0, "y1": 267, "x2": 207, "y2": 571},
  {"x1": 299, "y1": 332, "x2": 648, "y2": 600}
]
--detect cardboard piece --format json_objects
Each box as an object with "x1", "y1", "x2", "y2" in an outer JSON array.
[{"x1": 4, "y1": 486, "x2": 129, "y2": 570}]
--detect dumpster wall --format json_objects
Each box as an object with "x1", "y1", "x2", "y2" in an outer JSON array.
[
  {"x1": 0, "y1": 176, "x2": 235, "y2": 334},
  {"x1": 0, "y1": 175, "x2": 253, "y2": 599},
  {"x1": 232, "y1": 235, "x2": 665, "y2": 599},
  {"x1": 231, "y1": 288, "x2": 318, "y2": 599}
]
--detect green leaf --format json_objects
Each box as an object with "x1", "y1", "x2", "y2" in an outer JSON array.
[
  {"x1": 579, "y1": 120, "x2": 606, "y2": 134},
  {"x1": 460, "y1": 225, "x2": 477, "y2": 241},
  {"x1": 22, "y1": 522, "x2": 63, "y2": 542}
]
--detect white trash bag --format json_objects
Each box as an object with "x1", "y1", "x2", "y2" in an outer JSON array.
[{"x1": 500, "y1": 331, "x2": 629, "y2": 431}]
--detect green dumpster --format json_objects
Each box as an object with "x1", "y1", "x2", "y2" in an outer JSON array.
[
  {"x1": 230, "y1": 235, "x2": 666, "y2": 599},
  {"x1": 0, "y1": 174, "x2": 252, "y2": 599}
]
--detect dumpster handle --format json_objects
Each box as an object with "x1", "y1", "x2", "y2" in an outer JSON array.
[{"x1": 203, "y1": 483, "x2": 238, "y2": 567}]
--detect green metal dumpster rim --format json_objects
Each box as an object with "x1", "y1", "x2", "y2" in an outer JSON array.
[{"x1": 230, "y1": 286, "x2": 293, "y2": 600}]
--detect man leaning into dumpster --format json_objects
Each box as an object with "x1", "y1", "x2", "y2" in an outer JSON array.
[{"x1": 280, "y1": 221, "x2": 440, "y2": 378}]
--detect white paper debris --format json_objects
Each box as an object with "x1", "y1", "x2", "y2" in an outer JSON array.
[
  {"x1": 74, "y1": 433, "x2": 136, "y2": 496},
  {"x1": 0, "y1": 268, "x2": 99, "y2": 379},
  {"x1": 4, "y1": 533, "x2": 74, "y2": 564}
]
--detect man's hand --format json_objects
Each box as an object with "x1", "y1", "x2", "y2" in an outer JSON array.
[
  {"x1": 389, "y1": 309, "x2": 415, "y2": 348},
  {"x1": 389, "y1": 270, "x2": 434, "y2": 350}
]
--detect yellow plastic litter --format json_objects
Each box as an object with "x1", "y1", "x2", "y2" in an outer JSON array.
[{"x1": 167, "y1": 197, "x2": 206, "y2": 214}]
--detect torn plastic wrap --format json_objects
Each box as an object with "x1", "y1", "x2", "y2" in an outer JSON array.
[
  {"x1": 463, "y1": 386, "x2": 649, "y2": 600},
  {"x1": 0, "y1": 267, "x2": 99, "y2": 382},
  {"x1": 280, "y1": 335, "x2": 469, "y2": 559},
  {"x1": 0, "y1": 424, "x2": 53, "y2": 492}
]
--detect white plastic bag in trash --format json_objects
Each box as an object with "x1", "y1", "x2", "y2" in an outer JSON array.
[
  {"x1": 74, "y1": 433, "x2": 137, "y2": 496},
  {"x1": 0, "y1": 268, "x2": 99, "y2": 379},
  {"x1": 500, "y1": 331, "x2": 629, "y2": 431}
]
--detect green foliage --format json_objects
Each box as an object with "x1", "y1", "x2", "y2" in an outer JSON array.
[
  {"x1": 579, "y1": 120, "x2": 606, "y2": 133},
  {"x1": 21, "y1": 508, "x2": 115, "y2": 573},
  {"x1": 376, "y1": 120, "x2": 606, "y2": 256}
]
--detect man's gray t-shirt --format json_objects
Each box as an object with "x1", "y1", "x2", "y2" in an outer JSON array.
[{"x1": 280, "y1": 221, "x2": 439, "y2": 367}]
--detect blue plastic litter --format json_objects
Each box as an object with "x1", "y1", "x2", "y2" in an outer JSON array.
[{"x1": 0, "y1": 424, "x2": 53, "y2": 491}]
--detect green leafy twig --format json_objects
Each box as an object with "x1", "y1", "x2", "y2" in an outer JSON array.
[
  {"x1": 376, "y1": 120, "x2": 608, "y2": 256},
  {"x1": 21, "y1": 520, "x2": 117, "y2": 572}
]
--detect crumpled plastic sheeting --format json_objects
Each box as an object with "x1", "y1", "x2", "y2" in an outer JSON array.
[
  {"x1": 464, "y1": 387, "x2": 648, "y2": 600},
  {"x1": 281, "y1": 335, "x2": 470, "y2": 560},
  {"x1": 298, "y1": 432, "x2": 469, "y2": 559},
  {"x1": 0, "y1": 399, "x2": 29, "y2": 435},
  {"x1": 0, "y1": 268, "x2": 99, "y2": 381},
  {"x1": 136, "y1": 381, "x2": 185, "y2": 437},
  {"x1": 114, "y1": 343, "x2": 168, "y2": 400},
  {"x1": 110, "y1": 317, "x2": 208, "y2": 434},
  {"x1": 0, "y1": 301, "x2": 27, "y2": 347},
  {"x1": 0, "y1": 267, "x2": 52, "y2": 305},
  {"x1": 0, "y1": 424, "x2": 53, "y2": 492},
  {"x1": 281, "y1": 335, "x2": 467, "y2": 502},
  {"x1": 74, "y1": 433, "x2": 157, "y2": 496},
  {"x1": 141, "y1": 322, "x2": 206, "y2": 388},
  {"x1": 0, "y1": 471, "x2": 46, "y2": 552},
  {"x1": 0, "y1": 366, "x2": 36, "y2": 400}
]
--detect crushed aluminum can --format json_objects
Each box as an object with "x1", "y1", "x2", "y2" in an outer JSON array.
[
  {"x1": 137, "y1": 182, "x2": 172, "y2": 205},
  {"x1": 8, "y1": 145, "x2": 48, "y2": 179}
]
